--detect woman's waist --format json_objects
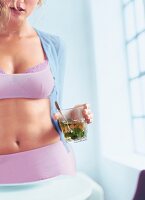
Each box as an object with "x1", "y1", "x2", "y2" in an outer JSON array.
[
  {"x1": 0, "y1": 124, "x2": 61, "y2": 155},
  {"x1": 0, "y1": 111, "x2": 54, "y2": 133}
]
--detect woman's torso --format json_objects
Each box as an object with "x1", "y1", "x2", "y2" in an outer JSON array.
[{"x1": 0, "y1": 30, "x2": 60, "y2": 155}]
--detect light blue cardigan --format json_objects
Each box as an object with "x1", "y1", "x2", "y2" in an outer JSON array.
[{"x1": 34, "y1": 27, "x2": 70, "y2": 152}]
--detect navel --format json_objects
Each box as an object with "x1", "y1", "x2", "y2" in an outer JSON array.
[{"x1": 15, "y1": 140, "x2": 20, "y2": 146}]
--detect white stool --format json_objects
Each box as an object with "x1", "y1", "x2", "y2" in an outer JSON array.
[
  {"x1": 0, "y1": 172, "x2": 104, "y2": 200},
  {"x1": 77, "y1": 172, "x2": 104, "y2": 200}
]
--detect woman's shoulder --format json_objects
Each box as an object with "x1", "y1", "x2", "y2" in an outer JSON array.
[{"x1": 35, "y1": 28, "x2": 65, "y2": 52}]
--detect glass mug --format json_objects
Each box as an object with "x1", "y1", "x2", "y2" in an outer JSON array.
[{"x1": 58, "y1": 106, "x2": 87, "y2": 142}]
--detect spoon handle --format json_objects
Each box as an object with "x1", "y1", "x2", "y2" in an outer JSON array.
[
  {"x1": 55, "y1": 101, "x2": 63, "y2": 115},
  {"x1": 55, "y1": 101, "x2": 66, "y2": 121},
  {"x1": 55, "y1": 101, "x2": 73, "y2": 133}
]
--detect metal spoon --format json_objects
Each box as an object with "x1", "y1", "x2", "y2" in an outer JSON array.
[{"x1": 55, "y1": 101, "x2": 73, "y2": 133}]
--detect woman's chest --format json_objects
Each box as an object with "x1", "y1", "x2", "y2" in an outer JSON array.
[{"x1": 0, "y1": 37, "x2": 46, "y2": 74}]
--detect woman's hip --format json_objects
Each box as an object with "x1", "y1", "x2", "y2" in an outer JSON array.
[{"x1": 0, "y1": 140, "x2": 76, "y2": 184}]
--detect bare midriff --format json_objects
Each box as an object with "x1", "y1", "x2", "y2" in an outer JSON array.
[{"x1": 0, "y1": 98, "x2": 60, "y2": 155}]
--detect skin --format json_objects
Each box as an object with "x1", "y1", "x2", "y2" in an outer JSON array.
[{"x1": 0, "y1": 0, "x2": 93, "y2": 155}]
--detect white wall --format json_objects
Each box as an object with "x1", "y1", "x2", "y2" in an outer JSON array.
[
  {"x1": 28, "y1": 0, "x2": 100, "y2": 181},
  {"x1": 89, "y1": 0, "x2": 139, "y2": 199}
]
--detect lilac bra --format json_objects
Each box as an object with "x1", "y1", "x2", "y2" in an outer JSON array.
[{"x1": 0, "y1": 60, "x2": 55, "y2": 99}]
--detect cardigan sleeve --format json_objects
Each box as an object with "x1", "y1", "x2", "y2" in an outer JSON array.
[{"x1": 44, "y1": 32, "x2": 66, "y2": 106}]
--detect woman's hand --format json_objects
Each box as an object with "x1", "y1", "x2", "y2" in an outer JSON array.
[
  {"x1": 53, "y1": 103, "x2": 93, "y2": 124},
  {"x1": 74, "y1": 103, "x2": 93, "y2": 124}
]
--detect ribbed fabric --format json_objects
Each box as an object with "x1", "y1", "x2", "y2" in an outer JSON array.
[
  {"x1": 0, "y1": 140, "x2": 76, "y2": 184},
  {"x1": 0, "y1": 60, "x2": 55, "y2": 99}
]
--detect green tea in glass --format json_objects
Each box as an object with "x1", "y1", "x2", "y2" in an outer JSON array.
[{"x1": 58, "y1": 106, "x2": 87, "y2": 142}]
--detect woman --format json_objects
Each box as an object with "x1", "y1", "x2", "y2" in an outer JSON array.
[{"x1": 0, "y1": 0, "x2": 93, "y2": 184}]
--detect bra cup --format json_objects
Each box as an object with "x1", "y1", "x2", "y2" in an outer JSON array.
[{"x1": 0, "y1": 62, "x2": 55, "y2": 99}]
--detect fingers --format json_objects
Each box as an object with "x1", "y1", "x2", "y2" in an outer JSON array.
[
  {"x1": 53, "y1": 103, "x2": 93, "y2": 124},
  {"x1": 82, "y1": 109, "x2": 93, "y2": 124},
  {"x1": 85, "y1": 113, "x2": 93, "y2": 124},
  {"x1": 72, "y1": 103, "x2": 93, "y2": 124}
]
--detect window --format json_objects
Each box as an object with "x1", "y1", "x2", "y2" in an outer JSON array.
[{"x1": 122, "y1": 0, "x2": 145, "y2": 155}]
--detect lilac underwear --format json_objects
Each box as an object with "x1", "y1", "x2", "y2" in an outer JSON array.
[
  {"x1": 0, "y1": 141, "x2": 76, "y2": 184},
  {"x1": 0, "y1": 59, "x2": 55, "y2": 99}
]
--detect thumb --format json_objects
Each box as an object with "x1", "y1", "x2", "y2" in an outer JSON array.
[{"x1": 53, "y1": 112, "x2": 60, "y2": 120}]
